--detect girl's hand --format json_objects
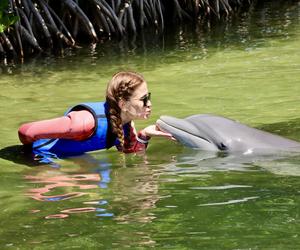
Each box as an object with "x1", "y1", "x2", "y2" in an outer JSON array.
[{"x1": 140, "y1": 125, "x2": 176, "y2": 141}]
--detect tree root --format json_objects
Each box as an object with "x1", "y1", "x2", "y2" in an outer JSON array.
[{"x1": 0, "y1": 0, "x2": 254, "y2": 62}]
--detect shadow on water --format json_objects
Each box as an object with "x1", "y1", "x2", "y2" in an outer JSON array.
[{"x1": 0, "y1": 145, "x2": 40, "y2": 167}]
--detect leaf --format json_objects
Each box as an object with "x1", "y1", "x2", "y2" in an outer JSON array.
[{"x1": 0, "y1": 24, "x2": 4, "y2": 33}]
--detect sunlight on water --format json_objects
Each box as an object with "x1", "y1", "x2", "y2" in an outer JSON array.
[{"x1": 0, "y1": 1, "x2": 300, "y2": 249}]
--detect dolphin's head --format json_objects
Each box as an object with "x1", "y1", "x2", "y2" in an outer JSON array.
[{"x1": 156, "y1": 116, "x2": 219, "y2": 150}]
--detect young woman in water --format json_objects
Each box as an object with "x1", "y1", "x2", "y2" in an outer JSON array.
[{"x1": 18, "y1": 71, "x2": 173, "y2": 157}]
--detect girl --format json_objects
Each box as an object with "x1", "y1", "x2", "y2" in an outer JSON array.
[{"x1": 18, "y1": 71, "x2": 173, "y2": 158}]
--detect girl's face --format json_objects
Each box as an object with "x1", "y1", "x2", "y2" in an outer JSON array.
[{"x1": 123, "y1": 82, "x2": 152, "y2": 120}]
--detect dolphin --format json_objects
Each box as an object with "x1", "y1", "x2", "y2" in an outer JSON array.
[{"x1": 156, "y1": 114, "x2": 300, "y2": 154}]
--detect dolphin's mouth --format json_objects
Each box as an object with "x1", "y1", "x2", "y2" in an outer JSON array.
[{"x1": 156, "y1": 116, "x2": 210, "y2": 143}]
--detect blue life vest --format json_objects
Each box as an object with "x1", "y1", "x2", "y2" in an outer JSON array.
[{"x1": 32, "y1": 102, "x2": 110, "y2": 157}]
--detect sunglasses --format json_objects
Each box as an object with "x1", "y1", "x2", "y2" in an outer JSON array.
[{"x1": 139, "y1": 92, "x2": 151, "y2": 107}]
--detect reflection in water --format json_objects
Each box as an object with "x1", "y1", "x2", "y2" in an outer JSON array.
[
  {"x1": 162, "y1": 148, "x2": 300, "y2": 176},
  {"x1": 25, "y1": 172, "x2": 105, "y2": 219},
  {"x1": 25, "y1": 174, "x2": 100, "y2": 202},
  {"x1": 45, "y1": 214, "x2": 69, "y2": 219},
  {"x1": 24, "y1": 151, "x2": 114, "y2": 218},
  {"x1": 24, "y1": 153, "x2": 160, "y2": 225},
  {"x1": 60, "y1": 207, "x2": 97, "y2": 213}
]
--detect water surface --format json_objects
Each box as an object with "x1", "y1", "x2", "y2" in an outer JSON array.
[{"x1": 0, "y1": 2, "x2": 300, "y2": 249}]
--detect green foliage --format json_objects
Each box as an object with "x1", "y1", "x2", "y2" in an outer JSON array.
[{"x1": 0, "y1": 1, "x2": 18, "y2": 33}]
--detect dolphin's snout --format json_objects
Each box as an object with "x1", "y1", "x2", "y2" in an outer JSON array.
[
  {"x1": 156, "y1": 115, "x2": 200, "y2": 136},
  {"x1": 156, "y1": 116, "x2": 184, "y2": 133},
  {"x1": 158, "y1": 115, "x2": 177, "y2": 124},
  {"x1": 156, "y1": 116, "x2": 170, "y2": 133},
  {"x1": 156, "y1": 115, "x2": 218, "y2": 150}
]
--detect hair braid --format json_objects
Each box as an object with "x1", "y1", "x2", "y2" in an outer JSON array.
[
  {"x1": 106, "y1": 97, "x2": 125, "y2": 148},
  {"x1": 106, "y1": 71, "x2": 145, "y2": 150}
]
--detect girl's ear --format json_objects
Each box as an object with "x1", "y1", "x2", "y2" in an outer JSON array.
[{"x1": 118, "y1": 99, "x2": 126, "y2": 110}]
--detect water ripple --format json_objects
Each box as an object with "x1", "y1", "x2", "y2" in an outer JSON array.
[
  {"x1": 198, "y1": 196, "x2": 259, "y2": 206},
  {"x1": 190, "y1": 185, "x2": 252, "y2": 190}
]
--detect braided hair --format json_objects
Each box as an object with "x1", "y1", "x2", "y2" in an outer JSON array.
[{"x1": 106, "y1": 71, "x2": 145, "y2": 150}]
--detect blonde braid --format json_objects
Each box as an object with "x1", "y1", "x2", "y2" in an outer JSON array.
[{"x1": 106, "y1": 71, "x2": 145, "y2": 150}]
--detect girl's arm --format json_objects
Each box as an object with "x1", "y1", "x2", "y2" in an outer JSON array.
[
  {"x1": 122, "y1": 123, "x2": 174, "y2": 153},
  {"x1": 18, "y1": 110, "x2": 95, "y2": 144},
  {"x1": 122, "y1": 122, "x2": 150, "y2": 153}
]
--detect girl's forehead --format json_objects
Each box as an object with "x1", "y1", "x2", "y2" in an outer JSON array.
[{"x1": 131, "y1": 82, "x2": 148, "y2": 97}]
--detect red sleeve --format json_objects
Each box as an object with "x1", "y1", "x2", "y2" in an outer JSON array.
[
  {"x1": 122, "y1": 124, "x2": 151, "y2": 153},
  {"x1": 18, "y1": 110, "x2": 95, "y2": 144}
]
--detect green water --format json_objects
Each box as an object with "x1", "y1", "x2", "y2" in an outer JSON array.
[{"x1": 1, "y1": 2, "x2": 300, "y2": 249}]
